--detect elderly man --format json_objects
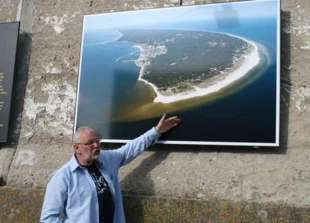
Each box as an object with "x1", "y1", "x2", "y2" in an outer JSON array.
[{"x1": 40, "y1": 114, "x2": 180, "y2": 223}]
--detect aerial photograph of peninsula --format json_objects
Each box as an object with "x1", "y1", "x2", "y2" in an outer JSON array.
[{"x1": 75, "y1": 0, "x2": 280, "y2": 146}]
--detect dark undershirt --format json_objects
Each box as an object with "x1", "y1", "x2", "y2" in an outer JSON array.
[{"x1": 83, "y1": 164, "x2": 114, "y2": 223}]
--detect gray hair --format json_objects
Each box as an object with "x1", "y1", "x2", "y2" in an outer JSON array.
[{"x1": 73, "y1": 126, "x2": 96, "y2": 143}]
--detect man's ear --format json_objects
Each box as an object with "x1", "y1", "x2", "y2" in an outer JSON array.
[{"x1": 73, "y1": 144, "x2": 80, "y2": 154}]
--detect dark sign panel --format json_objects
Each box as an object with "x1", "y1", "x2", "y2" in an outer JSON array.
[
  {"x1": 0, "y1": 22, "x2": 19, "y2": 142},
  {"x1": 75, "y1": 0, "x2": 280, "y2": 146}
]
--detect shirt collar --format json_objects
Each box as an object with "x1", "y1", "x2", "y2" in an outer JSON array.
[{"x1": 69, "y1": 154, "x2": 80, "y2": 172}]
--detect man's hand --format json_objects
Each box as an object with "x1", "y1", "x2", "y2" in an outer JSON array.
[{"x1": 155, "y1": 114, "x2": 181, "y2": 134}]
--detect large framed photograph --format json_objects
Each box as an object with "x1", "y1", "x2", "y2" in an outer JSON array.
[{"x1": 75, "y1": 0, "x2": 280, "y2": 146}]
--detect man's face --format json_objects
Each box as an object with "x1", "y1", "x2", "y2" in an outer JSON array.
[{"x1": 74, "y1": 130, "x2": 100, "y2": 166}]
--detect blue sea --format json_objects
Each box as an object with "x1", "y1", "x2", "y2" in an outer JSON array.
[{"x1": 76, "y1": 16, "x2": 279, "y2": 145}]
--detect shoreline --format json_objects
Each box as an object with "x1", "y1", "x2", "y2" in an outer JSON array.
[
  {"x1": 134, "y1": 33, "x2": 260, "y2": 104},
  {"x1": 85, "y1": 30, "x2": 123, "y2": 45}
]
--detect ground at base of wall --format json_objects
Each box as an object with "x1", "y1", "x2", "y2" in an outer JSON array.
[
  {"x1": 124, "y1": 196, "x2": 310, "y2": 223},
  {"x1": 0, "y1": 187, "x2": 309, "y2": 223}
]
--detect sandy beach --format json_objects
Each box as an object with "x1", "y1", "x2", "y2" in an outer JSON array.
[{"x1": 135, "y1": 34, "x2": 260, "y2": 104}]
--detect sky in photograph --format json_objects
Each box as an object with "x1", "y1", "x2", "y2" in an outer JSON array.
[{"x1": 83, "y1": 0, "x2": 278, "y2": 31}]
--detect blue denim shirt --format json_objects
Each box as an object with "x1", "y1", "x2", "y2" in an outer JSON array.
[{"x1": 40, "y1": 128, "x2": 160, "y2": 223}]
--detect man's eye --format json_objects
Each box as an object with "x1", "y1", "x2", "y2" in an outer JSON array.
[{"x1": 85, "y1": 142, "x2": 93, "y2": 146}]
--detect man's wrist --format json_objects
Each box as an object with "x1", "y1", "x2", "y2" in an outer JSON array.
[{"x1": 155, "y1": 126, "x2": 162, "y2": 134}]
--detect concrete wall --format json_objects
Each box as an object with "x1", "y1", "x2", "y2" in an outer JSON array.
[{"x1": 1, "y1": 0, "x2": 310, "y2": 222}]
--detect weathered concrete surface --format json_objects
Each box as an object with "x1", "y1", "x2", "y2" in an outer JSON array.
[
  {"x1": 0, "y1": 149, "x2": 15, "y2": 186},
  {"x1": 119, "y1": 146, "x2": 310, "y2": 206},
  {"x1": 0, "y1": 187, "x2": 310, "y2": 223},
  {"x1": 0, "y1": 0, "x2": 34, "y2": 189},
  {"x1": 281, "y1": 1, "x2": 310, "y2": 148},
  {"x1": 123, "y1": 195, "x2": 310, "y2": 223},
  {"x1": 0, "y1": 0, "x2": 310, "y2": 222},
  {"x1": 0, "y1": 187, "x2": 44, "y2": 223},
  {"x1": 0, "y1": 0, "x2": 22, "y2": 22}
]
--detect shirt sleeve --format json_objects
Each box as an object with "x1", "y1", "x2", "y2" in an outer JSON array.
[
  {"x1": 40, "y1": 170, "x2": 68, "y2": 223},
  {"x1": 113, "y1": 127, "x2": 161, "y2": 167}
]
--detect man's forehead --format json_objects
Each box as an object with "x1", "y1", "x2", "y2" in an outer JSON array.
[{"x1": 80, "y1": 130, "x2": 98, "y2": 140}]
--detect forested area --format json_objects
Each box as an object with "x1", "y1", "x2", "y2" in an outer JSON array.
[{"x1": 119, "y1": 29, "x2": 250, "y2": 93}]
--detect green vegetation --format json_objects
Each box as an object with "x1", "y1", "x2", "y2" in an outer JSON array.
[{"x1": 118, "y1": 29, "x2": 249, "y2": 91}]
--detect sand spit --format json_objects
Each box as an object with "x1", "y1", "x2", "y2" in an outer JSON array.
[{"x1": 134, "y1": 33, "x2": 260, "y2": 104}]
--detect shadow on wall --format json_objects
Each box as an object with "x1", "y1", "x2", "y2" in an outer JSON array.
[
  {"x1": 121, "y1": 150, "x2": 170, "y2": 223},
  {"x1": 278, "y1": 10, "x2": 291, "y2": 155}
]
